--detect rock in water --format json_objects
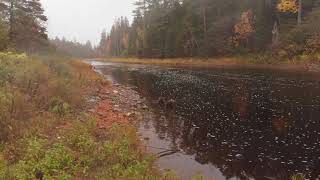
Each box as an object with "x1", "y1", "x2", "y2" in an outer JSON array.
[
  {"x1": 166, "y1": 99, "x2": 176, "y2": 110},
  {"x1": 157, "y1": 97, "x2": 166, "y2": 106}
]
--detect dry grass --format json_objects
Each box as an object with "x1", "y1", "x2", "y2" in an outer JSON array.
[
  {"x1": 99, "y1": 57, "x2": 246, "y2": 67},
  {"x1": 95, "y1": 55, "x2": 320, "y2": 73},
  {"x1": 0, "y1": 52, "x2": 173, "y2": 179}
]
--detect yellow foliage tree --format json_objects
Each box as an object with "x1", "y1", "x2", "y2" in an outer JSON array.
[
  {"x1": 278, "y1": 0, "x2": 303, "y2": 25},
  {"x1": 231, "y1": 10, "x2": 256, "y2": 47},
  {"x1": 277, "y1": 0, "x2": 298, "y2": 13}
]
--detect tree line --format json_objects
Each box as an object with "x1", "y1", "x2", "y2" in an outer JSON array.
[
  {"x1": 98, "y1": 0, "x2": 320, "y2": 59},
  {"x1": 0, "y1": 0, "x2": 95, "y2": 57},
  {"x1": 51, "y1": 37, "x2": 96, "y2": 58}
]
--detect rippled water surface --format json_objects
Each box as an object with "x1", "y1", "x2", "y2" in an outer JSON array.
[{"x1": 92, "y1": 61, "x2": 320, "y2": 180}]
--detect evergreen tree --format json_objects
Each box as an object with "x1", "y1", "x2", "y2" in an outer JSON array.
[{"x1": 0, "y1": 0, "x2": 48, "y2": 52}]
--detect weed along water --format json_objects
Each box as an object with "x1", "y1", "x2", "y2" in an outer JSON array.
[{"x1": 90, "y1": 61, "x2": 320, "y2": 180}]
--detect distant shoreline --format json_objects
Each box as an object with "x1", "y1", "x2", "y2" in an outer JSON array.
[{"x1": 92, "y1": 57, "x2": 320, "y2": 74}]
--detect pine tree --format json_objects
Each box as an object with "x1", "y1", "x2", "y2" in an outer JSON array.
[
  {"x1": 98, "y1": 30, "x2": 107, "y2": 56},
  {"x1": 0, "y1": 0, "x2": 48, "y2": 52}
]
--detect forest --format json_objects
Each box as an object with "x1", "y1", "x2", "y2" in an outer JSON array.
[
  {"x1": 1, "y1": 0, "x2": 319, "y2": 61},
  {"x1": 98, "y1": 0, "x2": 320, "y2": 61}
]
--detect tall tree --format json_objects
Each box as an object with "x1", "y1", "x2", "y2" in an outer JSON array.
[
  {"x1": 0, "y1": 0, "x2": 48, "y2": 52},
  {"x1": 98, "y1": 30, "x2": 107, "y2": 56},
  {"x1": 231, "y1": 10, "x2": 256, "y2": 49},
  {"x1": 298, "y1": 0, "x2": 302, "y2": 25},
  {"x1": 277, "y1": 0, "x2": 303, "y2": 25},
  {"x1": 201, "y1": 0, "x2": 209, "y2": 58}
]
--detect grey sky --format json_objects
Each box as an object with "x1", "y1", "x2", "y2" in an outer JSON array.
[{"x1": 40, "y1": 0, "x2": 135, "y2": 45}]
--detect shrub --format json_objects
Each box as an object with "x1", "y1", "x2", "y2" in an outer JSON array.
[
  {"x1": 0, "y1": 53, "x2": 88, "y2": 142},
  {"x1": 11, "y1": 138, "x2": 77, "y2": 179},
  {"x1": 49, "y1": 97, "x2": 71, "y2": 116},
  {"x1": 306, "y1": 33, "x2": 320, "y2": 54}
]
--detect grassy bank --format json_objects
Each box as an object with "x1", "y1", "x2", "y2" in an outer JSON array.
[
  {"x1": 98, "y1": 53, "x2": 320, "y2": 72},
  {"x1": 0, "y1": 52, "x2": 171, "y2": 179}
]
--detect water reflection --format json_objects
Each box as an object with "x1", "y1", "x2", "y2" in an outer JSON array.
[{"x1": 96, "y1": 63, "x2": 320, "y2": 179}]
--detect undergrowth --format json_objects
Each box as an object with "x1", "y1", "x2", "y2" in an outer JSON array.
[{"x1": 0, "y1": 52, "x2": 167, "y2": 179}]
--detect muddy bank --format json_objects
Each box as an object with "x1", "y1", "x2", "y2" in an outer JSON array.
[
  {"x1": 88, "y1": 64, "x2": 191, "y2": 178},
  {"x1": 88, "y1": 80, "x2": 151, "y2": 128}
]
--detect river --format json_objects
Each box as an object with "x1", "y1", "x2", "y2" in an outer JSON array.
[{"x1": 91, "y1": 61, "x2": 320, "y2": 180}]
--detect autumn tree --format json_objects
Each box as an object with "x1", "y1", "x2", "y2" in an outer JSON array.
[
  {"x1": 231, "y1": 10, "x2": 256, "y2": 49},
  {"x1": 277, "y1": 0, "x2": 303, "y2": 25},
  {"x1": 303, "y1": 0, "x2": 320, "y2": 53},
  {"x1": 306, "y1": 33, "x2": 320, "y2": 53},
  {"x1": 277, "y1": 0, "x2": 299, "y2": 12}
]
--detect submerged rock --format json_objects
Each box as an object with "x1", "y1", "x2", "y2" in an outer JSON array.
[{"x1": 166, "y1": 99, "x2": 176, "y2": 110}]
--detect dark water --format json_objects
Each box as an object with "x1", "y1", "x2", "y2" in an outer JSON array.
[{"x1": 92, "y1": 61, "x2": 320, "y2": 180}]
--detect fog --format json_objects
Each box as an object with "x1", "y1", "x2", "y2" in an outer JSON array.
[{"x1": 40, "y1": 0, "x2": 135, "y2": 45}]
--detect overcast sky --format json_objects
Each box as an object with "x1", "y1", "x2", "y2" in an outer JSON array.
[{"x1": 40, "y1": 0, "x2": 135, "y2": 46}]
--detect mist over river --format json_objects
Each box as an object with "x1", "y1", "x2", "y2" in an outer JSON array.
[{"x1": 91, "y1": 61, "x2": 320, "y2": 180}]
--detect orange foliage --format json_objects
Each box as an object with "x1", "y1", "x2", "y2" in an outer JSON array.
[
  {"x1": 306, "y1": 33, "x2": 320, "y2": 53},
  {"x1": 231, "y1": 10, "x2": 256, "y2": 47}
]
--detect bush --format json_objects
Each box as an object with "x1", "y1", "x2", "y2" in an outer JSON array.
[
  {"x1": 0, "y1": 53, "x2": 89, "y2": 142},
  {"x1": 64, "y1": 120, "x2": 156, "y2": 179},
  {"x1": 10, "y1": 138, "x2": 77, "y2": 179},
  {"x1": 306, "y1": 33, "x2": 320, "y2": 54},
  {"x1": 49, "y1": 97, "x2": 71, "y2": 116}
]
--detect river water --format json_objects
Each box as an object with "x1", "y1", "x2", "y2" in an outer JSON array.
[{"x1": 91, "y1": 61, "x2": 320, "y2": 180}]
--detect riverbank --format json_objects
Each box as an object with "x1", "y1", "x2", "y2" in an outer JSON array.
[
  {"x1": 0, "y1": 52, "x2": 174, "y2": 179},
  {"x1": 97, "y1": 57, "x2": 320, "y2": 73}
]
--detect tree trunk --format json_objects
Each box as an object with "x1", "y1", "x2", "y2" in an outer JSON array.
[
  {"x1": 272, "y1": 21, "x2": 279, "y2": 47},
  {"x1": 9, "y1": 1, "x2": 14, "y2": 42},
  {"x1": 298, "y1": 0, "x2": 302, "y2": 25},
  {"x1": 201, "y1": 0, "x2": 209, "y2": 58},
  {"x1": 142, "y1": 0, "x2": 147, "y2": 57}
]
